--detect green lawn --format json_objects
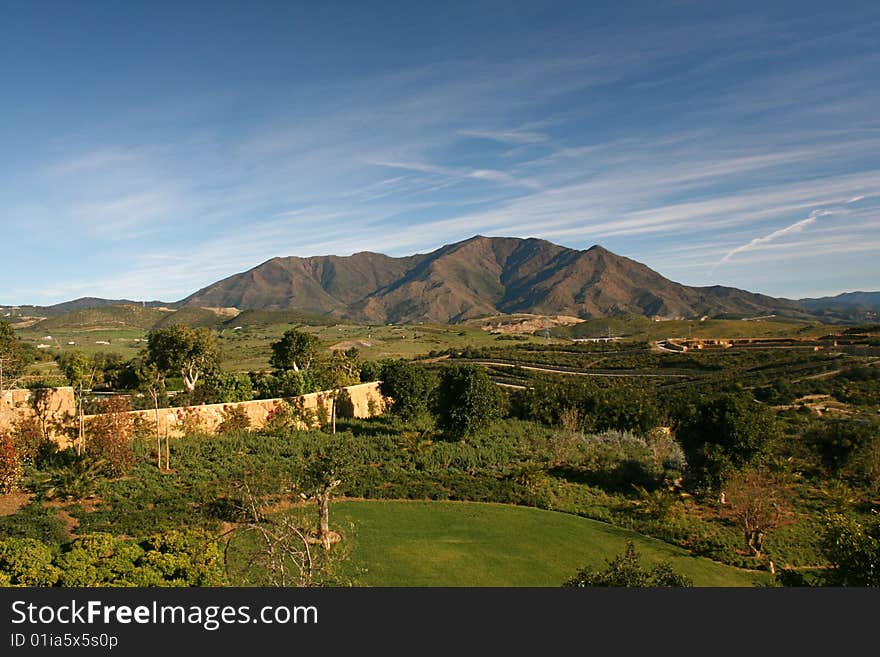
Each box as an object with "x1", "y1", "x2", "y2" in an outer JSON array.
[{"x1": 230, "y1": 500, "x2": 767, "y2": 587}]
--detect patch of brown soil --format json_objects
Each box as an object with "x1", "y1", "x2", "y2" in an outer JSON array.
[
  {"x1": 478, "y1": 314, "x2": 584, "y2": 334},
  {"x1": 0, "y1": 492, "x2": 32, "y2": 516}
]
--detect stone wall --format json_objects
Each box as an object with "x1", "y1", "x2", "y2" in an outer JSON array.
[
  {"x1": 0, "y1": 386, "x2": 76, "y2": 446},
  {"x1": 85, "y1": 381, "x2": 386, "y2": 439}
]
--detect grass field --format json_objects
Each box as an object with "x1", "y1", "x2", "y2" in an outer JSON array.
[
  {"x1": 16, "y1": 318, "x2": 556, "y2": 374},
  {"x1": 228, "y1": 500, "x2": 767, "y2": 587}
]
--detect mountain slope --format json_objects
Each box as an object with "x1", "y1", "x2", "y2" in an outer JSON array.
[{"x1": 178, "y1": 235, "x2": 804, "y2": 323}]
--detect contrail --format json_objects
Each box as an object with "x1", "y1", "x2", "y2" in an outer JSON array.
[
  {"x1": 711, "y1": 209, "x2": 831, "y2": 273},
  {"x1": 846, "y1": 195, "x2": 865, "y2": 204}
]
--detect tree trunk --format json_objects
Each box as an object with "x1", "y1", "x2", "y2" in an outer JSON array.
[
  {"x1": 154, "y1": 393, "x2": 162, "y2": 470},
  {"x1": 77, "y1": 383, "x2": 84, "y2": 456},
  {"x1": 165, "y1": 430, "x2": 170, "y2": 471},
  {"x1": 318, "y1": 491, "x2": 331, "y2": 551},
  {"x1": 331, "y1": 393, "x2": 337, "y2": 435}
]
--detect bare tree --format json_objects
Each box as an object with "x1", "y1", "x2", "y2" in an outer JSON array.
[
  {"x1": 724, "y1": 467, "x2": 788, "y2": 558},
  {"x1": 223, "y1": 479, "x2": 349, "y2": 586},
  {"x1": 226, "y1": 481, "x2": 318, "y2": 586}
]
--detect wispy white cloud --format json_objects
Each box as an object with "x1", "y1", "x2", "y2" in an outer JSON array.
[
  {"x1": 711, "y1": 212, "x2": 825, "y2": 273},
  {"x1": 458, "y1": 129, "x2": 549, "y2": 144}
]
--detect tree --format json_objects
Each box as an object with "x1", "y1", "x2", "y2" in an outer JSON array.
[
  {"x1": 724, "y1": 467, "x2": 787, "y2": 559},
  {"x1": 563, "y1": 541, "x2": 692, "y2": 587},
  {"x1": 379, "y1": 360, "x2": 438, "y2": 422},
  {"x1": 58, "y1": 351, "x2": 101, "y2": 456},
  {"x1": 270, "y1": 328, "x2": 321, "y2": 373},
  {"x1": 0, "y1": 320, "x2": 33, "y2": 392},
  {"x1": 136, "y1": 361, "x2": 166, "y2": 470},
  {"x1": 435, "y1": 365, "x2": 502, "y2": 439},
  {"x1": 821, "y1": 513, "x2": 880, "y2": 586},
  {"x1": 146, "y1": 325, "x2": 220, "y2": 394},
  {"x1": 225, "y1": 480, "x2": 335, "y2": 587},
  {"x1": 85, "y1": 396, "x2": 135, "y2": 476},
  {"x1": 806, "y1": 420, "x2": 874, "y2": 474},
  {"x1": 315, "y1": 349, "x2": 361, "y2": 433},
  {"x1": 196, "y1": 372, "x2": 254, "y2": 404},
  {"x1": 675, "y1": 392, "x2": 781, "y2": 491},
  {"x1": 298, "y1": 433, "x2": 359, "y2": 550}
]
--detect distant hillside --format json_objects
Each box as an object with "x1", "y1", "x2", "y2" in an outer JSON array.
[
  {"x1": 31, "y1": 305, "x2": 175, "y2": 331},
  {"x1": 180, "y1": 235, "x2": 804, "y2": 324},
  {"x1": 800, "y1": 291, "x2": 880, "y2": 311},
  {"x1": 152, "y1": 307, "x2": 231, "y2": 329}
]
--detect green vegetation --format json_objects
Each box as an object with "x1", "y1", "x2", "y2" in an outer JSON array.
[
  {"x1": 3, "y1": 309, "x2": 879, "y2": 587},
  {"x1": 229, "y1": 500, "x2": 758, "y2": 586},
  {"x1": 564, "y1": 540, "x2": 693, "y2": 587}
]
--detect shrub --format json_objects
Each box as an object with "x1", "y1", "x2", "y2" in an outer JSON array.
[
  {"x1": 0, "y1": 433, "x2": 23, "y2": 494},
  {"x1": 13, "y1": 416, "x2": 47, "y2": 463},
  {"x1": 86, "y1": 396, "x2": 135, "y2": 476},
  {"x1": 0, "y1": 531, "x2": 225, "y2": 587},
  {"x1": 217, "y1": 405, "x2": 251, "y2": 433},
  {"x1": 820, "y1": 513, "x2": 880, "y2": 586},
  {"x1": 563, "y1": 541, "x2": 692, "y2": 587},
  {"x1": 0, "y1": 538, "x2": 61, "y2": 586},
  {"x1": 175, "y1": 407, "x2": 208, "y2": 436}
]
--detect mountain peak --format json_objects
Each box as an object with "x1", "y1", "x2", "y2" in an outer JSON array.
[{"x1": 179, "y1": 235, "x2": 802, "y2": 323}]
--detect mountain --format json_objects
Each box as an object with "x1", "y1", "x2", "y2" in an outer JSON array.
[
  {"x1": 179, "y1": 235, "x2": 805, "y2": 323},
  {"x1": 799, "y1": 291, "x2": 880, "y2": 312},
  {"x1": 798, "y1": 291, "x2": 880, "y2": 323},
  {"x1": 0, "y1": 297, "x2": 171, "y2": 320}
]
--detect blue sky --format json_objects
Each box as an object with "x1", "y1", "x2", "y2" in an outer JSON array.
[{"x1": 2, "y1": 0, "x2": 878, "y2": 305}]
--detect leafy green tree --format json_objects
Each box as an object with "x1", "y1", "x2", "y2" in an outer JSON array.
[
  {"x1": 675, "y1": 392, "x2": 781, "y2": 491},
  {"x1": 146, "y1": 325, "x2": 220, "y2": 393},
  {"x1": 253, "y1": 369, "x2": 317, "y2": 399},
  {"x1": 359, "y1": 359, "x2": 385, "y2": 383},
  {"x1": 0, "y1": 320, "x2": 33, "y2": 391},
  {"x1": 435, "y1": 365, "x2": 502, "y2": 439},
  {"x1": 379, "y1": 360, "x2": 438, "y2": 422},
  {"x1": 315, "y1": 348, "x2": 361, "y2": 433},
  {"x1": 58, "y1": 350, "x2": 101, "y2": 455},
  {"x1": 806, "y1": 420, "x2": 875, "y2": 474},
  {"x1": 820, "y1": 514, "x2": 880, "y2": 586},
  {"x1": 270, "y1": 328, "x2": 321, "y2": 372},
  {"x1": 196, "y1": 372, "x2": 254, "y2": 404},
  {"x1": 135, "y1": 361, "x2": 166, "y2": 470},
  {"x1": 563, "y1": 541, "x2": 692, "y2": 587},
  {"x1": 298, "y1": 433, "x2": 360, "y2": 549}
]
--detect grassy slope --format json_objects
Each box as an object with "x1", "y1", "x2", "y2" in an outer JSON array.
[{"x1": 232, "y1": 500, "x2": 766, "y2": 587}]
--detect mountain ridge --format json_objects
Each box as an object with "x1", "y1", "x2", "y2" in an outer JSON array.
[
  {"x1": 4, "y1": 236, "x2": 876, "y2": 325},
  {"x1": 177, "y1": 235, "x2": 807, "y2": 323}
]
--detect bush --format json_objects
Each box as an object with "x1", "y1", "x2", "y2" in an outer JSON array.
[
  {"x1": 0, "y1": 538, "x2": 61, "y2": 586},
  {"x1": 0, "y1": 433, "x2": 23, "y2": 494},
  {"x1": 563, "y1": 540, "x2": 692, "y2": 587},
  {"x1": 820, "y1": 513, "x2": 880, "y2": 586},
  {"x1": 86, "y1": 396, "x2": 135, "y2": 476},
  {"x1": 12, "y1": 416, "x2": 48, "y2": 463},
  {"x1": 0, "y1": 531, "x2": 225, "y2": 587},
  {"x1": 217, "y1": 405, "x2": 251, "y2": 433}
]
